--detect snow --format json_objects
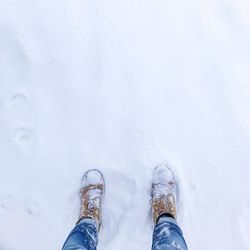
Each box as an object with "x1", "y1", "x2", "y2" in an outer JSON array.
[{"x1": 0, "y1": 0, "x2": 250, "y2": 249}]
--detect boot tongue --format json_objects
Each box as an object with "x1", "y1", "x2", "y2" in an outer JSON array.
[
  {"x1": 87, "y1": 186, "x2": 102, "y2": 199},
  {"x1": 87, "y1": 200, "x2": 95, "y2": 210}
]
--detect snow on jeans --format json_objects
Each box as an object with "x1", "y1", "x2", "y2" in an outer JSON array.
[
  {"x1": 152, "y1": 216, "x2": 188, "y2": 250},
  {"x1": 62, "y1": 217, "x2": 188, "y2": 250}
]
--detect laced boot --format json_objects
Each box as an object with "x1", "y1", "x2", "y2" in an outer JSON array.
[
  {"x1": 77, "y1": 169, "x2": 105, "y2": 231},
  {"x1": 151, "y1": 165, "x2": 177, "y2": 224}
]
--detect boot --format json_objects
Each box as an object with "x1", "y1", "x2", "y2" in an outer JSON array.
[
  {"x1": 77, "y1": 169, "x2": 105, "y2": 231},
  {"x1": 151, "y1": 165, "x2": 177, "y2": 224}
]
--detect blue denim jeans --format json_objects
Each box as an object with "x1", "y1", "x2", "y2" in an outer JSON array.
[
  {"x1": 62, "y1": 218, "x2": 98, "y2": 250},
  {"x1": 152, "y1": 216, "x2": 188, "y2": 250},
  {"x1": 62, "y1": 217, "x2": 188, "y2": 250}
]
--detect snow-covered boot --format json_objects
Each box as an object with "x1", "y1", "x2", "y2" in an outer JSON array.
[
  {"x1": 77, "y1": 169, "x2": 105, "y2": 231},
  {"x1": 151, "y1": 165, "x2": 177, "y2": 224}
]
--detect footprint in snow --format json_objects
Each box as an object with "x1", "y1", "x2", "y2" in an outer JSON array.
[
  {"x1": 13, "y1": 127, "x2": 36, "y2": 154},
  {"x1": 26, "y1": 200, "x2": 41, "y2": 216},
  {"x1": 13, "y1": 127, "x2": 33, "y2": 143},
  {"x1": 0, "y1": 194, "x2": 16, "y2": 211},
  {"x1": 9, "y1": 93, "x2": 29, "y2": 109}
]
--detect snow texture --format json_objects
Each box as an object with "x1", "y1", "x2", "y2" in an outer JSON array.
[{"x1": 0, "y1": 0, "x2": 250, "y2": 249}]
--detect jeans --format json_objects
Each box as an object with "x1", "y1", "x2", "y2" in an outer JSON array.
[
  {"x1": 152, "y1": 216, "x2": 188, "y2": 250},
  {"x1": 62, "y1": 217, "x2": 188, "y2": 250},
  {"x1": 62, "y1": 218, "x2": 98, "y2": 250}
]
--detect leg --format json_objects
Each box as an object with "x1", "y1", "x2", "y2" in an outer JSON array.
[
  {"x1": 152, "y1": 216, "x2": 188, "y2": 250},
  {"x1": 62, "y1": 218, "x2": 98, "y2": 250},
  {"x1": 62, "y1": 169, "x2": 105, "y2": 250},
  {"x1": 151, "y1": 165, "x2": 188, "y2": 250}
]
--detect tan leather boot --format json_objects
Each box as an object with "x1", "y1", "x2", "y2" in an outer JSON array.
[
  {"x1": 151, "y1": 165, "x2": 177, "y2": 224},
  {"x1": 77, "y1": 169, "x2": 105, "y2": 231}
]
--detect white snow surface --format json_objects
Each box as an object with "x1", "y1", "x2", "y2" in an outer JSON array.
[{"x1": 1, "y1": 0, "x2": 250, "y2": 249}]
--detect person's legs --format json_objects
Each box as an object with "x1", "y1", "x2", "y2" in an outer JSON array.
[
  {"x1": 62, "y1": 218, "x2": 98, "y2": 250},
  {"x1": 151, "y1": 165, "x2": 188, "y2": 250},
  {"x1": 152, "y1": 215, "x2": 188, "y2": 250},
  {"x1": 62, "y1": 169, "x2": 105, "y2": 250}
]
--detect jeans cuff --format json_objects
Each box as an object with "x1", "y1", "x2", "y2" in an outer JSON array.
[
  {"x1": 158, "y1": 216, "x2": 178, "y2": 226},
  {"x1": 78, "y1": 218, "x2": 98, "y2": 231}
]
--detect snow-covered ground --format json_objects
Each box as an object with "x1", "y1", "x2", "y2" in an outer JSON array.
[{"x1": 1, "y1": 0, "x2": 250, "y2": 249}]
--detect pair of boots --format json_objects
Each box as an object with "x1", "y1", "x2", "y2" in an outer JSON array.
[{"x1": 77, "y1": 165, "x2": 177, "y2": 230}]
